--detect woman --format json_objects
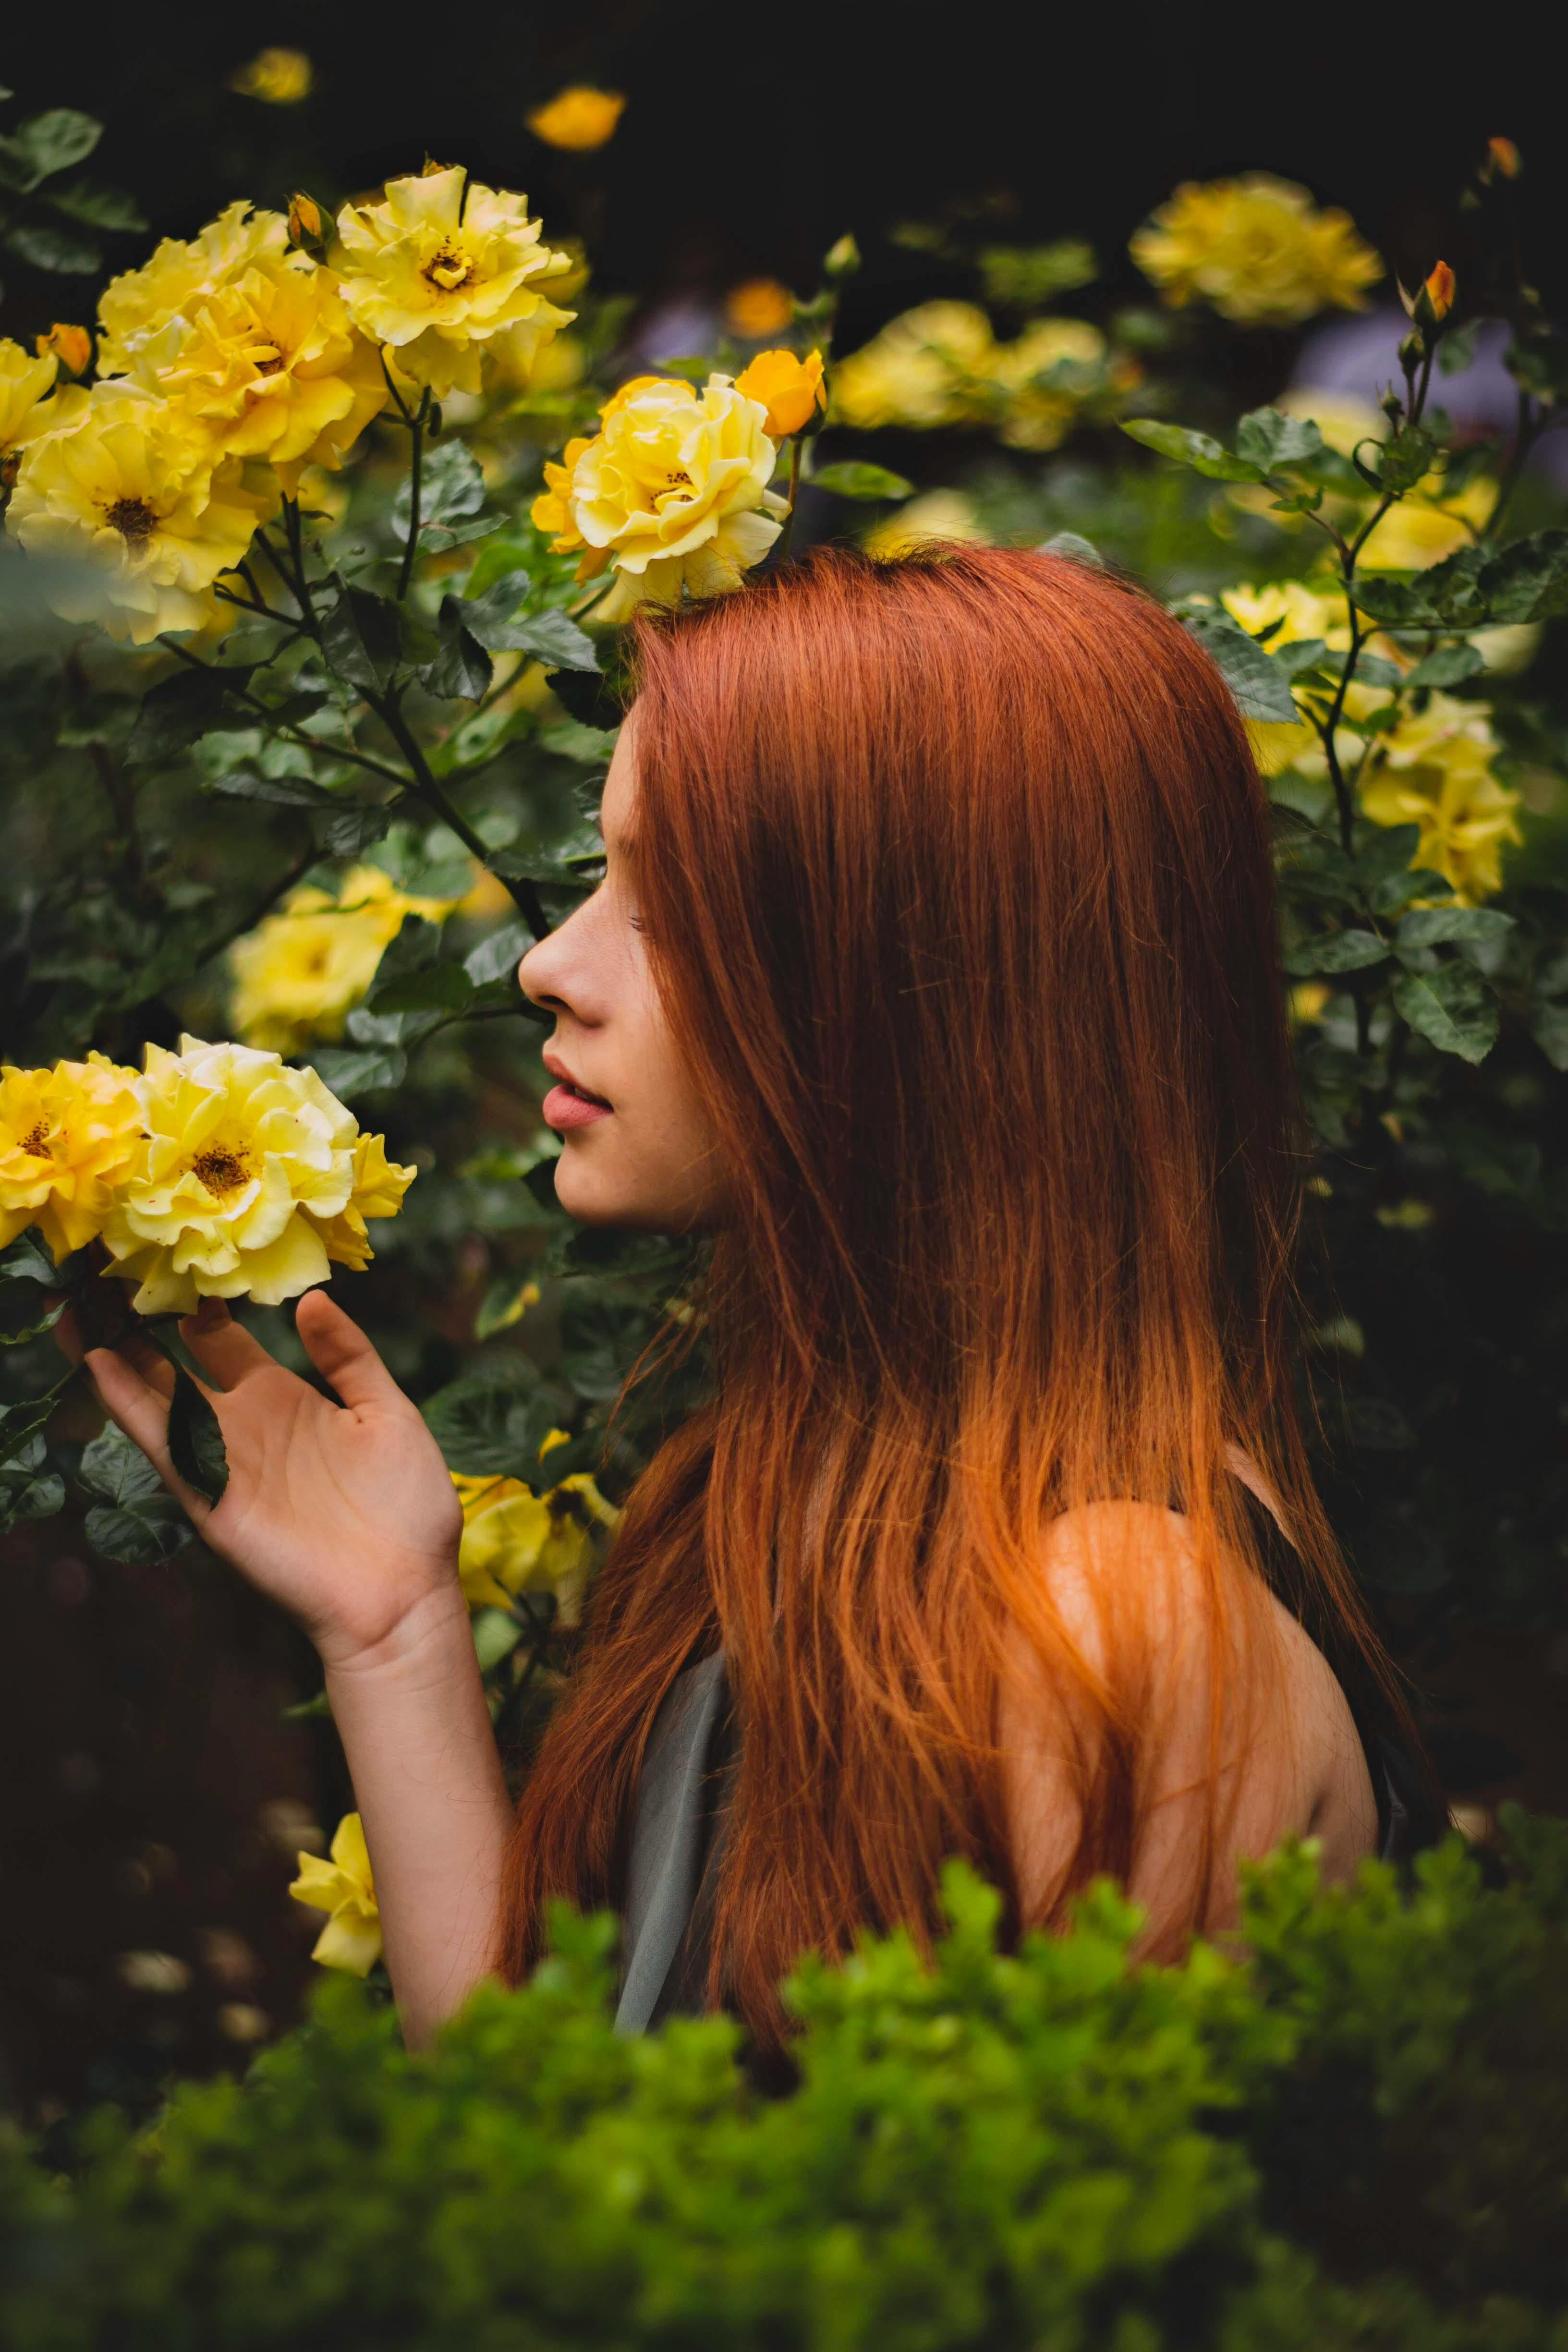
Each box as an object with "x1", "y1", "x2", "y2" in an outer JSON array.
[{"x1": 68, "y1": 545, "x2": 1441, "y2": 2054}]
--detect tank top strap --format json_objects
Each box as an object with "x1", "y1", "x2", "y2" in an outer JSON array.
[{"x1": 614, "y1": 1650, "x2": 732, "y2": 2036}]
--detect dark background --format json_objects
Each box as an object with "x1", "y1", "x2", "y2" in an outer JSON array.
[{"x1": 4, "y1": 3, "x2": 1565, "y2": 2135}]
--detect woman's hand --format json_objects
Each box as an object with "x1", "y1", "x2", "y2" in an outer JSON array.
[{"x1": 63, "y1": 1288, "x2": 463, "y2": 1671}]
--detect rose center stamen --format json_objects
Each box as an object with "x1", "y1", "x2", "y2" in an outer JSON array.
[
  {"x1": 104, "y1": 497, "x2": 158, "y2": 543},
  {"x1": 20, "y1": 1121, "x2": 51, "y2": 1157},
  {"x1": 191, "y1": 1145, "x2": 250, "y2": 1199},
  {"x1": 423, "y1": 246, "x2": 474, "y2": 291}
]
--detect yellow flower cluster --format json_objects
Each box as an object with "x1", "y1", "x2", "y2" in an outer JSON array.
[
  {"x1": 289, "y1": 1813, "x2": 381, "y2": 1975},
  {"x1": 1131, "y1": 175, "x2": 1383, "y2": 327},
  {"x1": 830, "y1": 302, "x2": 1132, "y2": 449},
  {"x1": 1220, "y1": 580, "x2": 1523, "y2": 903},
  {"x1": 532, "y1": 371, "x2": 788, "y2": 620},
  {"x1": 4, "y1": 164, "x2": 573, "y2": 641},
  {"x1": 0, "y1": 1036, "x2": 413, "y2": 1313},
  {"x1": 230, "y1": 863, "x2": 458, "y2": 1055},
  {"x1": 452, "y1": 1431, "x2": 619, "y2": 1626}
]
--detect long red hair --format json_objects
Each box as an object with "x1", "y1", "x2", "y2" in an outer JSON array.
[{"x1": 497, "y1": 543, "x2": 1408, "y2": 2042}]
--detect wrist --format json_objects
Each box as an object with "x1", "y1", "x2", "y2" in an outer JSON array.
[{"x1": 317, "y1": 1572, "x2": 473, "y2": 1686}]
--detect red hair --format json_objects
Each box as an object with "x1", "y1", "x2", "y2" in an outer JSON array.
[{"x1": 497, "y1": 544, "x2": 1411, "y2": 2043}]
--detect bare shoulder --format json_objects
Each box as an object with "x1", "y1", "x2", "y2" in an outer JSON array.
[{"x1": 999, "y1": 1500, "x2": 1379, "y2": 1935}]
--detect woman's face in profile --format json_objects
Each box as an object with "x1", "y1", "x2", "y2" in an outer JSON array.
[{"x1": 516, "y1": 717, "x2": 728, "y2": 1235}]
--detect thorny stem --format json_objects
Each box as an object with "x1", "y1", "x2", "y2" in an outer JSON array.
[
  {"x1": 282, "y1": 497, "x2": 319, "y2": 633},
  {"x1": 397, "y1": 388, "x2": 432, "y2": 603}
]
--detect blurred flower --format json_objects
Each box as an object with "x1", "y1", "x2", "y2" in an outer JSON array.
[
  {"x1": 1130, "y1": 175, "x2": 1382, "y2": 327},
  {"x1": 303, "y1": 1132, "x2": 417, "y2": 1275},
  {"x1": 989, "y1": 318, "x2": 1125, "y2": 451},
  {"x1": 6, "y1": 385, "x2": 276, "y2": 643},
  {"x1": 724, "y1": 278, "x2": 793, "y2": 339},
  {"x1": 824, "y1": 233, "x2": 861, "y2": 279},
  {"x1": 230, "y1": 863, "x2": 457, "y2": 1053},
  {"x1": 0, "y1": 1053, "x2": 142, "y2": 1261},
  {"x1": 863, "y1": 487, "x2": 987, "y2": 559},
  {"x1": 126, "y1": 257, "x2": 388, "y2": 492},
  {"x1": 1356, "y1": 475, "x2": 1494, "y2": 570},
  {"x1": 831, "y1": 301, "x2": 994, "y2": 429},
  {"x1": 228, "y1": 47, "x2": 313, "y2": 104},
  {"x1": 734, "y1": 347, "x2": 825, "y2": 437},
  {"x1": 35, "y1": 324, "x2": 91, "y2": 377},
  {"x1": 1484, "y1": 136, "x2": 1520, "y2": 182},
  {"x1": 97, "y1": 202, "x2": 289, "y2": 377},
  {"x1": 331, "y1": 166, "x2": 575, "y2": 398},
  {"x1": 1361, "y1": 692, "x2": 1522, "y2": 903},
  {"x1": 118, "y1": 1950, "x2": 192, "y2": 1992},
  {"x1": 1288, "y1": 982, "x2": 1331, "y2": 1026},
  {"x1": 526, "y1": 85, "x2": 625, "y2": 150},
  {"x1": 488, "y1": 325, "x2": 587, "y2": 396},
  {"x1": 0, "y1": 339, "x2": 61, "y2": 485},
  {"x1": 98, "y1": 1034, "x2": 409, "y2": 1314},
  {"x1": 289, "y1": 1813, "x2": 381, "y2": 1975},
  {"x1": 452, "y1": 1440, "x2": 618, "y2": 1625},
  {"x1": 565, "y1": 373, "x2": 786, "y2": 620}
]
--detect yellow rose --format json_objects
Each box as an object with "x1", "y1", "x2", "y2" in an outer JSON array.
[
  {"x1": 863, "y1": 488, "x2": 987, "y2": 559},
  {"x1": 330, "y1": 166, "x2": 576, "y2": 398},
  {"x1": 1361, "y1": 692, "x2": 1522, "y2": 903},
  {"x1": 6, "y1": 384, "x2": 276, "y2": 643},
  {"x1": 128, "y1": 256, "x2": 388, "y2": 492},
  {"x1": 228, "y1": 47, "x2": 314, "y2": 105},
  {"x1": 97, "y1": 201, "x2": 289, "y2": 377},
  {"x1": 724, "y1": 278, "x2": 794, "y2": 339},
  {"x1": 529, "y1": 433, "x2": 593, "y2": 550},
  {"x1": 452, "y1": 1441, "x2": 618, "y2": 1625},
  {"x1": 303, "y1": 1132, "x2": 417, "y2": 1276},
  {"x1": 734, "y1": 348, "x2": 825, "y2": 438},
  {"x1": 830, "y1": 301, "x2": 995, "y2": 430},
  {"x1": 98, "y1": 1034, "x2": 406, "y2": 1314},
  {"x1": 0, "y1": 1054, "x2": 143, "y2": 1262},
  {"x1": 566, "y1": 372, "x2": 787, "y2": 620},
  {"x1": 1130, "y1": 175, "x2": 1383, "y2": 327},
  {"x1": 525, "y1": 86, "x2": 625, "y2": 151},
  {"x1": 230, "y1": 863, "x2": 457, "y2": 1053},
  {"x1": 0, "y1": 339, "x2": 61, "y2": 484},
  {"x1": 35, "y1": 323, "x2": 92, "y2": 378},
  {"x1": 289, "y1": 1814, "x2": 381, "y2": 1975}
]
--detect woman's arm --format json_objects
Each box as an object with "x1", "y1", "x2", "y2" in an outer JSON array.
[{"x1": 66, "y1": 1288, "x2": 515, "y2": 2047}]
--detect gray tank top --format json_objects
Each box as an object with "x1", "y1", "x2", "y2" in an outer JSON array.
[{"x1": 612, "y1": 1639, "x2": 1439, "y2": 2037}]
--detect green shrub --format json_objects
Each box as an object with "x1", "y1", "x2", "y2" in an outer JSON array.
[{"x1": 5, "y1": 1815, "x2": 1567, "y2": 2351}]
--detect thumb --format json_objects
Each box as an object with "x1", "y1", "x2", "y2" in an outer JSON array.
[{"x1": 295, "y1": 1286, "x2": 403, "y2": 1411}]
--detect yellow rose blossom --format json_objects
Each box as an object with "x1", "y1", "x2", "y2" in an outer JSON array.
[
  {"x1": 831, "y1": 301, "x2": 996, "y2": 430},
  {"x1": 530, "y1": 433, "x2": 592, "y2": 550},
  {"x1": 35, "y1": 323, "x2": 91, "y2": 377},
  {"x1": 451, "y1": 1438, "x2": 619, "y2": 1625},
  {"x1": 566, "y1": 372, "x2": 787, "y2": 620},
  {"x1": 724, "y1": 278, "x2": 794, "y2": 339},
  {"x1": 488, "y1": 324, "x2": 586, "y2": 396},
  {"x1": 330, "y1": 166, "x2": 576, "y2": 398},
  {"x1": 1361, "y1": 692, "x2": 1522, "y2": 903},
  {"x1": 228, "y1": 47, "x2": 314, "y2": 105},
  {"x1": 97, "y1": 201, "x2": 289, "y2": 377},
  {"x1": 6, "y1": 385, "x2": 277, "y2": 644},
  {"x1": 1130, "y1": 175, "x2": 1383, "y2": 327},
  {"x1": 98, "y1": 1034, "x2": 410, "y2": 1315},
  {"x1": 863, "y1": 487, "x2": 988, "y2": 559},
  {"x1": 0, "y1": 1055, "x2": 143, "y2": 1262},
  {"x1": 127, "y1": 256, "x2": 388, "y2": 492},
  {"x1": 0, "y1": 340, "x2": 60, "y2": 484},
  {"x1": 229, "y1": 863, "x2": 456, "y2": 1054},
  {"x1": 525, "y1": 86, "x2": 625, "y2": 151},
  {"x1": 734, "y1": 348, "x2": 825, "y2": 438},
  {"x1": 288, "y1": 1814, "x2": 381, "y2": 1976}
]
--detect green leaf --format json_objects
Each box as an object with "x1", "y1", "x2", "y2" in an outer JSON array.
[
  {"x1": 1438, "y1": 319, "x2": 1483, "y2": 376},
  {"x1": 472, "y1": 1608, "x2": 524, "y2": 1673},
  {"x1": 463, "y1": 920, "x2": 534, "y2": 988},
  {"x1": 1392, "y1": 960, "x2": 1498, "y2": 1062},
  {"x1": 0, "y1": 1392, "x2": 59, "y2": 1472},
  {"x1": 1038, "y1": 532, "x2": 1104, "y2": 567},
  {"x1": 1376, "y1": 425, "x2": 1436, "y2": 495},
  {"x1": 368, "y1": 959, "x2": 473, "y2": 1016},
  {"x1": 78, "y1": 1420, "x2": 190, "y2": 1564},
  {"x1": 4, "y1": 219, "x2": 99, "y2": 272},
  {"x1": 809, "y1": 461, "x2": 915, "y2": 501},
  {"x1": 474, "y1": 1273, "x2": 540, "y2": 1342},
  {"x1": 126, "y1": 664, "x2": 256, "y2": 766},
  {"x1": 423, "y1": 597, "x2": 494, "y2": 702},
  {"x1": 1395, "y1": 906, "x2": 1514, "y2": 962},
  {"x1": 206, "y1": 767, "x2": 332, "y2": 807},
  {"x1": 305, "y1": 1045, "x2": 408, "y2": 1099},
  {"x1": 538, "y1": 719, "x2": 618, "y2": 764},
  {"x1": 423, "y1": 1361, "x2": 556, "y2": 1477},
  {"x1": 0, "y1": 1429, "x2": 66, "y2": 1533},
  {"x1": 1119, "y1": 418, "x2": 1267, "y2": 483},
  {"x1": 977, "y1": 239, "x2": 1096, "y2": 307},
  {"x1": 1403, "y1": 643, "x2": 1484, "y2": 690},
  {"x1": 1283, "y1": 929, "x2": 1389, "y2": 975},
  {"x1": 44, "y1": 177, "x2": 146, "y2": 230},
  {"x1": 395, "y1": 439, "x2": 485, "y2": 534},
  {"x1": 1234, "y1": 407, "x2": 1325, "y2": 472},
  {"x1": 321, "y1": 579, "x2": 401, "y2": 693},
  {"x1": 1177, "y1": 607, "x2": 1300, "y2": 723},
  {"x1": 0, "y1": 108, "x2": 100, "y2": 192},
  {"x1": 1529, "y1": 996, "x2": 1568, "y2": 1071},
  {"x1": 461, "y1": 569, "x2": 535, "y2": 651},
  {"x1": 1474, "y1": 529, "x2": 1568, "y2": 625},
  {"x1": 514, "y1": 610, "x2": 600, "y2": 671},
  {"x1": 1349, "y1": 546, "x2": 1487, "y2": 629},
  {"x1": 166, "y1": 1366, "x2": 228, "y2": 1505},
  {"x1": 0, "y1": 1234, "x2": 58, "y2": 1288},
  {"x1": 316, "y1": 802, "x2": 395, "y2": 857}
]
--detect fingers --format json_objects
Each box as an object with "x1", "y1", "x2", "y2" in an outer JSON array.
[
  {"x1": 295, "y1": 1285, "x2": 403, "y2": 1411},
  {"x1": 178, "y1": 1295, "x2": 275, "y2": 1390},
  {"x1": 83, "y1": 1344, "x2": 176, "y2": 1468}
]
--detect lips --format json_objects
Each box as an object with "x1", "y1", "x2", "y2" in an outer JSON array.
[{"x1": 541, "y1": 1048, "x2": 611, "y2": 1109}]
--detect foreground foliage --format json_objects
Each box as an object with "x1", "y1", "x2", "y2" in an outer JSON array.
[{"x1": 4, "y1": 1818, "x2": 1568, "y2": 2350}]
